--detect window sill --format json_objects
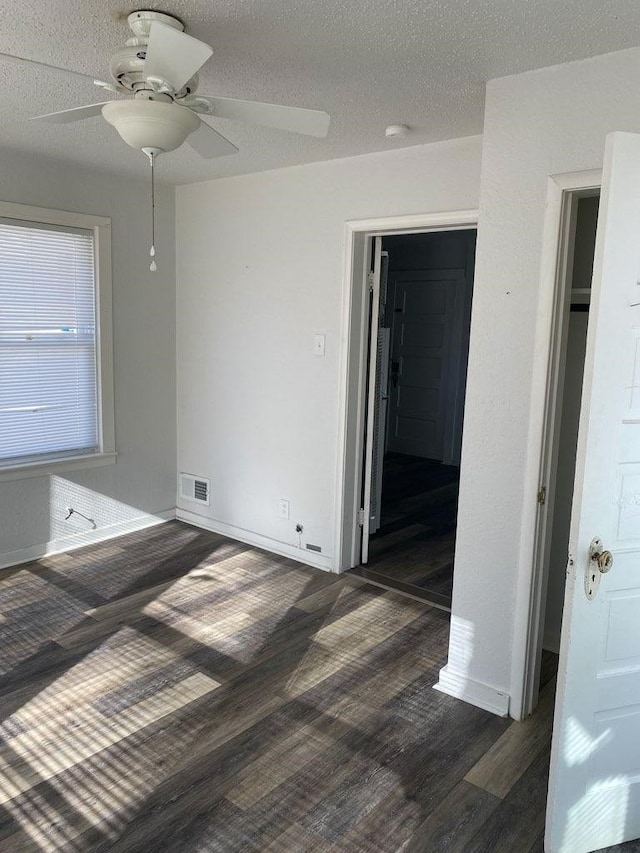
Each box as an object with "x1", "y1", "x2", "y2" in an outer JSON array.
[{"x1": 0, "y1": 451, "x2": 117, "y2": 483}]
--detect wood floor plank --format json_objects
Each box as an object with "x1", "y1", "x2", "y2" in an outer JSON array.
[
  {"x1": 5, "y1": 630, "x2": 186, "y2": 728},
  {"x1": 0, "y1": 691, "x2": 285, "y2": 853},
  {"x1": 339, "y1": 785, "x2": 423, "y2": 852},
  {"x1": 300, "y1": 755, "x2": 399, "y2": 842},
  {"x1": 464, "y1": 749, "x2": 551, "y2": 853},
  {"x1": 263, "y1": 821, "x2": 339, "y2": 852},
  {"x1": 367, "y1": 523, "x2": 429, "y2": 557},
  {"x1": 227, "y1": 745, "x2": 377, "y2": 851},
  {"x1": 0, "y1": 521, "x2": 560, "y2": 853},
  {"x1": 313, "y1": 592, "x2": 426, "y2": 649},
  {"x1": 295, "y1": 577, "x2": 362, "y2": 613},
  {"x1": 226, "y1": 725, "x2": 329, "y2": 809},
  {"x1": 0, "y1": 673, "x2": 220, "y2": 805},
  {"x1": 398, "y1": 780, "x2": 500, "y2": 853},
  {"x1": 84, "y1": 579, "x2": 176, "y2": 623},
  {"x1": 464, "y1": 677, "x2": 555, "y2": 799}
]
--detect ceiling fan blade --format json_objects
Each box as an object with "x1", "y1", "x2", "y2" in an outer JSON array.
[
  {"x1": 187, "y1": 120, "x2": 239, "y2": 159},
  {"x1": 94, "y1": 78, "x2": 127, "y2": 94},
  {"x1": 0, "y1": 50, "x2": 97, "y2": 81},
  {"x1": 144, "y1": 22, "x2": 213, "y2": 92},
  {"x1": 30, "y1": 103, "x2": 109, "y2": 124},
  {"x1": 196, "y1": 95, "x2": 330, "y2": 137}
]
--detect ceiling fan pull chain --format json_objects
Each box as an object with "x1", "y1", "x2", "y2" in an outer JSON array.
[{"x1": 149, "y1": 150, "x2": 157, "y2": 272}]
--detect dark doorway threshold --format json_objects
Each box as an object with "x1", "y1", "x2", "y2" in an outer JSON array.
[
  {"x1": 348, "y1": 565, "x2": 452, "y2": 610},
  {"x1": 350, "y1": 454, "x2": 459, "y2": 611}
]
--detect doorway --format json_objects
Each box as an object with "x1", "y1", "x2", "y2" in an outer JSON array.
[
  {"x1": 525, "y1": 187, "x2": 600, "y2": 715},
  {"x1": 540, "y1": 194, "x2": 598, "y2": 649},
  {"x1": 350, "y1": 228, "x2": 476, "y2": 609}
]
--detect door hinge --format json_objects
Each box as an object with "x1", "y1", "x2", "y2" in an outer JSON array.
[
  {"x1": 357, "y1": 508, "x2": 366, "y2": 526},
  {"x1": 367, "y1": 272, "x2": 375, "y2": 292},
  {"x1": 537, "y1": 485, "x2": 547, "y2": 506}
]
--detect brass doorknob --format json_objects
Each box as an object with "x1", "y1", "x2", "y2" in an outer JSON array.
[
  {"x1": 587, "y1": 538, "x2": 614, "y2": 600},
  {"x1": 597, "y1": 550, "x2": 613, "y2": 574}
]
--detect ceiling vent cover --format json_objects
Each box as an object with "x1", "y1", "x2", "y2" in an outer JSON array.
[{"x1": 179, "y1": 473, "x2": 210, "y2": 505}]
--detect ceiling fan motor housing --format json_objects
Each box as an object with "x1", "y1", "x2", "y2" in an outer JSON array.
[
  {"x1": 108, "y1": 11, "x2": 197, "y2": 97},
  {"x1": 109, "y1": 43, "x2": 146, "y2": 90}
]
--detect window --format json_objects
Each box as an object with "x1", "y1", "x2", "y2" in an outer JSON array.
[{"x1": 0, "y1": 202, "x2": 115, "y2": 480}]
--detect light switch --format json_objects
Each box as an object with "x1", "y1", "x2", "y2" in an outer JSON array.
[{"x1": 314, "y1": 334, "x2": 326, "y2": 356}]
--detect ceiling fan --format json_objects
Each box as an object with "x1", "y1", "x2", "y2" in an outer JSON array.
[
  {"x1": 21, "y1": 9, "x2": 330, "y2": 159},
  {"x1": 3, "y1": 10, "x2": 330, "y2": 270}
]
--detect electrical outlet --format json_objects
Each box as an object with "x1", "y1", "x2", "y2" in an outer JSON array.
[{"x1": 278, "y1": 499, "x2": 290, "y2": 519}]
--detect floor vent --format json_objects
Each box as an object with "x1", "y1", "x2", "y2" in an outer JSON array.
[
  {"x1": 179, "y1": 473, "x2": 210, "y2": 506},
  {"x1": 306, "y1": 543, "x2": 322, "y2": 553}
]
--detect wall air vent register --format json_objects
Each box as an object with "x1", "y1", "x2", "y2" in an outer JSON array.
[{"x1": 179, "y1": 473, "x2": 210, "y2": 505}]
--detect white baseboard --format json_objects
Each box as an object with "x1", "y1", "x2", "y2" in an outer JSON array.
[
  {"x1": 434, "y1": 664, "x2": 510, "y2": 717},
  {"x1": 0, "y1": 509, "x2": 176, "y2": 571},
  {"x1": 176, "y1": 508, "x2": 335, "y2": 573}
]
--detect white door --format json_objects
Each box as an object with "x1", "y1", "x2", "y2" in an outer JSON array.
[
  {"x1": 546, "y1": 132, "x2": 640, "y2": 852},
  {"x1": 360, "y1": 237, "x2": 383, "y2": 564},
  {"x1": 387, "y1": 270, "x2": 465, "y2": 460},
  {"x1": 370, "y1": 324, "x2": 390, "y2": 535}
]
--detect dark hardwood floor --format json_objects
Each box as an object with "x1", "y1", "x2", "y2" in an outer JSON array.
[
  {"x1": 353, "y1": 455, "x2": 459, "y2": 609},
  {"x1": 0, "y1": 520, "x2": 621, "y2": 852}
]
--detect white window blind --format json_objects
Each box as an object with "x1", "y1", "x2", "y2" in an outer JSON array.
[{"x1": 0, "y1": 217, "x2": 98, "y2": 467}]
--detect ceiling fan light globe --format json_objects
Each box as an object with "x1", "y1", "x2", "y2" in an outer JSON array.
[{"x1": 101, "y1": 100, "x2": 199, "y2": 153}]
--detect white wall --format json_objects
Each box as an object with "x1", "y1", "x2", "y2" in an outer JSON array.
[
  {"x1": 0, "y1": 150, "x2": 176, "y2": 565},
  {"x1": 176, "y1": 137, "x2": 482, "y2": 566},
  {"x1": 175, "y1": 44, "x2": 640, "y2": 718},
  {"x1": 445, "y1": 46, "x2": 640, "y2": 717}
]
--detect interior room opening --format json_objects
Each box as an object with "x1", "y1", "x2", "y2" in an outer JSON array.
[
  {"x1": 351, "y1": 228, "x2": 476, "y2": 609},
  {"x1": 536, "y1": 192, "x2": 599, "y2": 688}
]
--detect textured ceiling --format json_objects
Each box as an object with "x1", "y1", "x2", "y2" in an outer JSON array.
[{"x1": 1, "y1": 0, "x2": 639, "y2": 185}]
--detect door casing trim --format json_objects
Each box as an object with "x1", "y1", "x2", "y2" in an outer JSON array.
[{"x1": 509, "y1": 170, "x2": 601, "y2": 721}]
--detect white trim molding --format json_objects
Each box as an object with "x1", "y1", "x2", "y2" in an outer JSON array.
[
  {"x1": 0, "y1": 509, "x2": 175, "y2": 571},
  {"x1": 343, "y1": 209, "x2": 479, "y2": 235},
  {"x1": 177, "y1": 509, "x2": 335, "y2": 572},
  {"x1": 0, "y1": 201, "x2": 110, "y2": 231},
  {"x1": 435, "y1": 665, "x2": 511, "y2": 717},
  {"x1": 0, "y1": 451, "x2": 117, "y2": 483}
]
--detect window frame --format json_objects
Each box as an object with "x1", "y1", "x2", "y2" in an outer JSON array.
[{"x1": 0, "y1": 200, "x2": 116, "y2": 482}]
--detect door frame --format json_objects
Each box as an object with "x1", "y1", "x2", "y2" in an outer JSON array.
[
  {"x1": 510, "y1": 170, "x2": 602, "y2": 721},
  {"x1": 334, "y1": 210, "x2": 478, "y2": 572}
]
